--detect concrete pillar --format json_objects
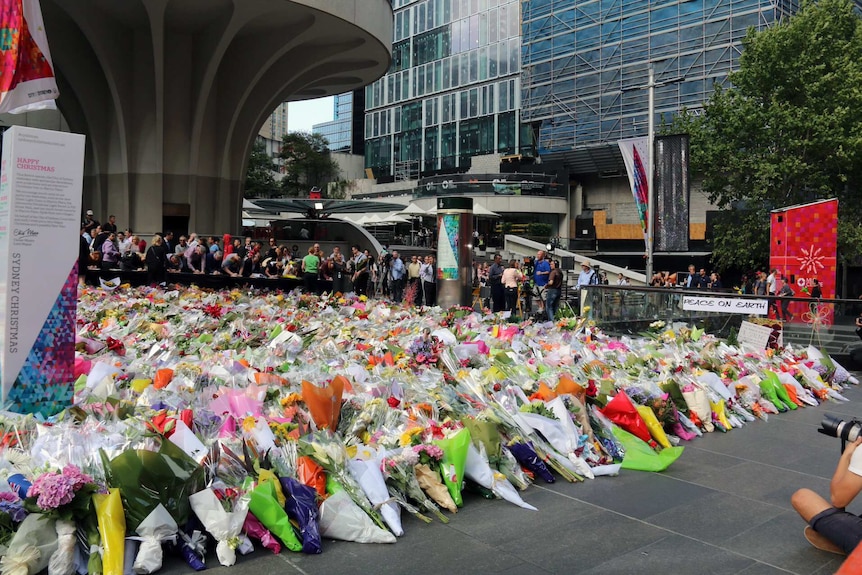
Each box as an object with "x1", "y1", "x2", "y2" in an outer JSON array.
[{"x1": 41, "y1": 0, "x2": 392, "y2": 235}]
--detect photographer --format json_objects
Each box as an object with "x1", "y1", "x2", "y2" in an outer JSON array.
[{"x1": 791, "y1": 437, "x2": 862, "y2": 554}]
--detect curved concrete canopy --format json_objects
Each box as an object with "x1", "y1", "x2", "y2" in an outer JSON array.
[{"x1": 41, "y1": 0, "x2": 392, "y2": 235}]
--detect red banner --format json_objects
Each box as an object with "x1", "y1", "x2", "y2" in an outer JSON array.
[
  {"x1": 0, "y1": 0, "x2": 58, "y2": 114},
  {"x1": 769, "y1": 199, "x2": 838, "y2": 325}
]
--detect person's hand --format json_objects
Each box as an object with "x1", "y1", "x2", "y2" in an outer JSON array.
[{"x1": 844, "y1": 437, "x2": 862, "y2": 459}]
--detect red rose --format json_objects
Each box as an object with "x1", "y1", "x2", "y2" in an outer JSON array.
[{"x1": 387, "y1": 396, "x2": 400, "y2": 408}]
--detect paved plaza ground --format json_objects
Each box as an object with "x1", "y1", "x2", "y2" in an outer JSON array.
[{"x1": 162, "y1": 382, "x2": 862, "y2": 575}]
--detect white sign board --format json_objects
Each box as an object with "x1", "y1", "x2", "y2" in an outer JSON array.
[
  {"x1": 0, "y1": 126, "x2": 85, "y2": 414},
  {"x1": 682, "y1": 296, "x2": 768, "y2": 315},
  {"x1": 737, "y1": 321, "x2": 774, "y2": 350}
]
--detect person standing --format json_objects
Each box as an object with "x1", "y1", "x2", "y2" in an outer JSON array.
[
  {"x1": 100, "y1": 232, "x2": 120, "y2": 270},
  {"x1": 684, "y1": 264, "x2": 698, "y2": 288},
  {"x1": 301, "y1": 246, "x2": 320, "y2": 294},
  {"x1": 753, "y1": 271, "x2": 767, "y2": 296},
  {"x1": 488, "y1": 254, "x2": 505, "y2": 312},
  {"x1": 351, "y1": 245, "x2": 368, "y2": 297},
  {"x1": 331, "y1": 252, "x2": 347, "y2": 295},
  {"x1": 766, "y1": 268, "x2": 780, "y2": 318},
  {"x1": 501, "y1": 259, "x2": 524, "y2": 313},
  {"x1": 533, "y1": 250, "x2": 551, "y2": 316},
  {"x1": 101, "y1": 214, "x2": 117, "y2": 233},
  {"x1": 389, "y1": 250, "x2": 406, "y2": 302},
  {"x1": 145, "y1": 234, "x2": 168, "y2": 285},
  {"x1": 407, "y1": 254, "x2": 422, "y2": 305},
  {"x1": 546, "y1": 260, "x2": 564, "y2": 321},
  {"x1": 420, "y1": 254, "x2": 436, "y2": 306}
]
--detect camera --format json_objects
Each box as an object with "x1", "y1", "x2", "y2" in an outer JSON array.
[{"x1": 819, "y1": 414, "x2": 862, "y2": 446}]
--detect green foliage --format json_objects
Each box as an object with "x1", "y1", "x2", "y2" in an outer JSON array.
[
  {"x1": 279, "y1": 131, "x2": 341, "y2": 197},
  {"x1": 668, "y1": 0, "x2": 862, "y2": 269},
  {"x1": 527, "y1": 222, "x2": 553, "y2": 238},
  {"x1": 244, "y1": 139, "x2": 277, "y2": 198}
]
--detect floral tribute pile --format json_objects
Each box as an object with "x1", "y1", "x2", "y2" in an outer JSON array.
[{"x1": 0, "y1": 285, "x2": 857, "y2": 575}]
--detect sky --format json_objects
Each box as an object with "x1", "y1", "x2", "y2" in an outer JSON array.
[{"x1": 288, "y1": 96, "x2": 334, "y2": 133}]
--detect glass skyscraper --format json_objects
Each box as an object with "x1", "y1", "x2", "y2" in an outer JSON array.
[
  {"x1": 364, "y1": 0, "x2": 526, "y2": 179},
  {"x1": 521, "y1": 0, "x2": 801, "y2": 172},
  {"x1": 313, "y1": 92, "x2": 361, "y2": 153}
]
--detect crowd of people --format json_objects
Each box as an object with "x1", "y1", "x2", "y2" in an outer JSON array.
[{"x1": 79, "y1": 210, "x2": 441, "y2": 304}]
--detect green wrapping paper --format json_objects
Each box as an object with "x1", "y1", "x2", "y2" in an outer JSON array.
[
  {"x1": 248, "y1": 481, "x2": 303, "y2": 552},
  {"x1": 613, "y1": 427, "x2": 684, "y2": 472},
  {"x1": 462, "y1": 419, "x2": 501, "y2": 466},
  {"x1": 433, "y1": 428, "x2": 471, "y2": 507},
  {"x1": 101, "y1": 440, "x2": 205, "y2": 533}
]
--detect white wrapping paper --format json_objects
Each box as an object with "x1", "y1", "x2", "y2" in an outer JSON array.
[
  {"x1": 131, "y1": 504, "x2": 177, "y2": 574},
  {"x1": 189, "y1": 489, "x2": 250, "y2": 566},
  {"x1": 318, "y1": 491, "x2": 396, "y2": 544}
]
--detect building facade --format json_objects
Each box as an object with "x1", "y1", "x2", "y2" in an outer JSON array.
[
  {"x1": 311, "y1": 90, "x2": 367, "y2": 155},
  {"x1": 521, "y1": 0, "x2": 801, "y2": 173},
  {"x1": 364, "y1": 0, "x2": 527, "y2": 179},
  {"x1": 259, "y1": 102, "x2": 290, "y2": 142}
]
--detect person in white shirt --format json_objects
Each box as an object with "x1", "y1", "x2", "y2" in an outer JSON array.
[
  {"x1": 792, "y1": 435, "x2": 862, "y2": 554},
  {"x1": 616, "y1": 273, "x2": 629, "y2": 286},
  {"x1": 576, "y1": 261, "x2": 598, "y2": 289}
]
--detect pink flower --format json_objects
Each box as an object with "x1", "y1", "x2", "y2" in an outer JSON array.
[
  {"x1": 62, "y1": 465, "x2": 94, "y2": 490},
  {"x1": 28, "y1": 472, "x2": 76, "y2": 510},
  {"x1": 0, "y1": 491, "x2": 20, "y2": 503}
]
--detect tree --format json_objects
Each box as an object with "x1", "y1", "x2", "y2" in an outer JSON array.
[
  {"x1": 279, "y1": 131, "x2": 341, "y2": 197},
  {"x1": 244, "y1": 139, "x2": 277, "y2": 198},
  {"x1": 669, "y1": 0, "x2": 862, "y2": 270}
]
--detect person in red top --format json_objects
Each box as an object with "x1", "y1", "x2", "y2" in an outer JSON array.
[{"x1": 223, "y1": 234, "x2": 234, "y2": 257}]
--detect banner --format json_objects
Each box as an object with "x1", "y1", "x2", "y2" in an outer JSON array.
[
  {"x1": 0, "y1": 0, "x2": 60, "y2": 114},
  {"x1": 769, "y1": 199, "x2": 838, "y2": 325},
  {"x1": 617, "y1": 137, "x2": 649, "y2": 249},
  {"x1": 654, "y1": 134, "x2": 690, "y2": 252},
  {"x1": 682, "y1": 296, "x2": 768, "y2": 315},
  {"x1": 0, "y1": 126, "x2": 85, "y2": 415}
]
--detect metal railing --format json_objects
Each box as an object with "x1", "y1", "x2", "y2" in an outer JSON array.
[{"x1": 580, "y1": 284, "x2": 862, "y2": 357}]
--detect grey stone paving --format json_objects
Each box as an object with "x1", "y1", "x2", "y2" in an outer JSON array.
[{"x1": 161, "y1": 383, "x2": 862, "y2": 575}]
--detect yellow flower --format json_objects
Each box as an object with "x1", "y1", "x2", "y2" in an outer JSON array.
[
  {"x1": 400, "y1": 427, "x2": 422, "y2": 446},
  {"x1": 241, "y1": 416, "x2": 257, "y2": 432}
]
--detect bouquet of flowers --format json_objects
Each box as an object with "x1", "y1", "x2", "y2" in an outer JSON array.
[
  {"x1": 382, "y1": 447, "x2": 448, "y2": 523},
  {"x1": 410, "y1": 443, "x2": 458, "y2": 514},
  {"x1": 23, "y1": 465, "x2": 102, "y2": 575}
]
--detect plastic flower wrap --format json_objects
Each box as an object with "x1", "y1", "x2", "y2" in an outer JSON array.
[
  {"x1": 101, "y1": 439, "x2": 206, "y2": 535},
  {"x1": 93, "y1": 488, "x2": 126, "y2": 575},
  {"x1": 463, "y1": 442, "x2": 536, "y2": 511},
  {"x1": 347, "y1": 449, "x2": 403, "y2": 536},
  {"x1": 382, "y1": 448, "x2": 448, "y2": 524},
  {"x1": 189, "y1": 488, "x2": 250, "y2": 565},
  {"x1": 0, "y1": 514, "x2": 57, "y2": 575},
  {"x1": 130, "y1": 504, "x2": 177, "y2": 574},
  {"x1": 278, "y1": 477, "x2": 322, "y2": 554}
]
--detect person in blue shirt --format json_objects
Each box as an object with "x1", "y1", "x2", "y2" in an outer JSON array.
[
  {"x1": 533, "y1": 250, "x2": 551, "y2": 316},
  {"x1": 389, "y1": 250, "x2": 406, "y2": 302}
]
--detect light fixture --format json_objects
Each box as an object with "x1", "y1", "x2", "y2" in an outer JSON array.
[{"x1": 546, "y1": 243, "x2": 553, "y2": 251}]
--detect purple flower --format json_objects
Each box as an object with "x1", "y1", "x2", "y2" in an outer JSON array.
[{"x1": 0, "y1": 500, "x2": 27, "y2": 523}]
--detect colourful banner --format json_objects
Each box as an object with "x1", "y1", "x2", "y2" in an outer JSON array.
[
  {"x1": 437, "y1": 214, "x2": 460, "y2": 280},
  {"x1": 0, "y1": 126, "x2": 85, "y2": 415},
  {"x1": 617, "y1": 137, "x2": 649, "y2": 248},
  {"x1": 0, "y1": 0, "x2": 59, "y2": 114},
  {"x1": 769, "y1": 198, "x2": 838, "y2": 326}
]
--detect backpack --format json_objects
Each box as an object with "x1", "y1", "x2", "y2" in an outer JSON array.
[{"x1": 589, "y1": 271, "x2": 599, "y2": 285}]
